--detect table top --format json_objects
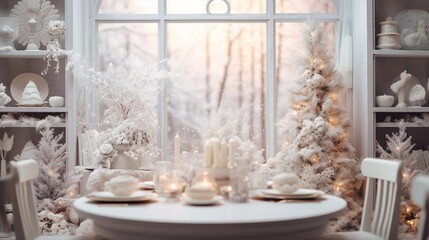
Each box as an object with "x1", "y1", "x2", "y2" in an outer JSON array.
[{"x1": 74, "y1": 194, "x2": 346, "y2": 224}]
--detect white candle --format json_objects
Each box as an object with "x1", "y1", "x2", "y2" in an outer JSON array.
[
  {"x1": 220, "y1": 141, "x2": 228, "y2": 168},
  {"x1": 228, "y1": 138, "x2": 236, "y2": 168},
  {"x1": 204, "y1": 140, "x2": 213, "y2": 167},
  {"x1": 174, "y1": 134, "x2": 181, "y2": 169},
  {"x1": 212, "y1": 138, "x2": 220, "y2": 168},
  {"x1": 0, "y1": 159, "x2": 6, "y2": 178}
]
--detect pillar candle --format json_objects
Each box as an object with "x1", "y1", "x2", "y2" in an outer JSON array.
[
  {"x1": 212, "y1": 138, "x2": 220, "y2": 168},
  {"x1": 174, "y1": 134, "x2": 181, "y2": 169},
  {"x1": 204, "y1": 140, "x2": 213, "y2": 167},
  {"x1": 228, "y1": 138, "x2": 236, "y2": 168},
  {"x1": 220, "y1": 141, "x2": 228, "y2": 168},
  {"x1": 0, "y1": 159, "x2": 6, "y2": 178}
]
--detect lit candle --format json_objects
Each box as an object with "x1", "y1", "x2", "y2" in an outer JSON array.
[{"x1": 174, "y1": 134, "x2": 181, "y2": 169}]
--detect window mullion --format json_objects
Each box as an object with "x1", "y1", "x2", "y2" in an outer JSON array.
[
  {"x1": 266, "y1": 0, "x2": 276, "y2": 160},
  {"x1": 159, "y1": 0, "x2": 168, "y2": 161}
]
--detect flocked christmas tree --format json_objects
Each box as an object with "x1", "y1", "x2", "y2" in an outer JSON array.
[
  {"x1": 376, "y1": 120, "x2": 426, "y2": 239},
  {"x1": 260, "y1": 20, "x2": 363, "y2": 231},
  {"x1": 33, "y1": 127, "x2": 83, "y2": 235}
]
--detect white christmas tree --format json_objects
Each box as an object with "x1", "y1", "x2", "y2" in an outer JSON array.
[
  {"x1": 260, "y1": 20, "x2": 363, "y2": 231},
  {"x1": 376, "y1": 120, "x2": 426, "y2": 238},
  {"x1": 33, "y1": 128, "x2": 83, "y2": 235}
]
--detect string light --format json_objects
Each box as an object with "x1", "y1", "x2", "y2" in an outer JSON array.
[
  {"x1": 311, "y1": 155, "x2": 318, "y2": 163},
  {"x1": 48, "y1": 169, "x2": 53, "y2": 175},
  {"x1": 395, "y1": 146, "x2": 401, "y2": 152}
]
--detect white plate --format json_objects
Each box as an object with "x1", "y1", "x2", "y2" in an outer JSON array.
[
  {"x1": 256, "y1": 189, "x2": 323, "y2": 200},
  {"x1": 86, "y1": 191, "x2": 155, "y2": 202},
  {"x1": 10, "y1": 73, "x2": 49, "y2": 104},
  {"x1": 183, "y1": 195, "x2": 223, "y2": 206},
  {"x1": 138, "y1": 181, "x2": 155, "y2": 190}
]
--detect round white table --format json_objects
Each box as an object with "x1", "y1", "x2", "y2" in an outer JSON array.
[{"x1": 73, "y1": 194, "x2": 346, "y2": 240}]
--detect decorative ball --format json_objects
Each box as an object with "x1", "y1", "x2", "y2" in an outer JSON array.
[
  {"x1": 376, "y1": 94, "x2": 395, "y2": 107},
  {"x1": 49, "y1": 96, "x2": 64, "y2": 107}
]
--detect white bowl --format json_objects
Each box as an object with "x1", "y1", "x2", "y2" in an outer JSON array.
[
  {"x1": 49, "y1": 96, "x2": 64, "y2": 107},
  {"x1": 376, "y1": 95, "x2": 395, "y2": 107}
]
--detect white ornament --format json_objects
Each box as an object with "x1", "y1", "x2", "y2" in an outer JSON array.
[
  {"x1": 391, "y1": 70, "x2": 411, "y2": 107},
  {"x1": 408, "y1": 84, "x2": 426, "y2": 106},
  {"x1": 48, "y1": 96, "x2": 64, "y2": 107},
  {"x1": 0, "y1": 17, "x2": 19, "y2": 51},
  {"x1": 21, "y1": 80, "x2": 43, "y2": 105},
  {"x1": 10, "y1": 0, "x2": 60, "y2": 50}
]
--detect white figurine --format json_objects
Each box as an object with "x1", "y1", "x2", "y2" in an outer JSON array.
[
  {"x1": 391, "y1": 70, "x2": 411, "y2": 107},
  {"x1": 0, "y1": 83, "x2": 11, "y2": 107}
]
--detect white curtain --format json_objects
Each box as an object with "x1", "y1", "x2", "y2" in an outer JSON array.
[{"x1": 333, "y1": 0, "x2": 353, "y2": 115}]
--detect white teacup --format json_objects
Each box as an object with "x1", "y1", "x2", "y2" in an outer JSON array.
[
  {"x1": 104, "y1": 175, "x2": 139, "y2": 196},
  {"x1": 49, "y1": 96, "x2": 64, "y2": 107}
]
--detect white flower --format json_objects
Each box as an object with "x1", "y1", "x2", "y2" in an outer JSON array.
[
  {"x1": 51, "y1": 223, "x2": 59, "y2": 231},
  {"x1": 47, "y1": 212, "x2": 55, "y2": 220},
  {"x1": 2, "y1": 132, "x2": 14, "y2": 152},
  {"x1": 99, "y1": 143, "x2": 113, "y2": 155},
  {"x1": 38, "y1": 210, "x2": 47, "y2": 219},
  {"x1": 48, "y1": 20, "x2": 65, "y2": 37}
]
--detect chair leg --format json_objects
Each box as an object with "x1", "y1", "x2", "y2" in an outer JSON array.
[{"x1": 0, "y1": 203, "x2": 12, "y2": 238}]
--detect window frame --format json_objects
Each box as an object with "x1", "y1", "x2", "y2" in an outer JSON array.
[{"x1": 84, "y1": 0, "x2": 341, "y2": 160}]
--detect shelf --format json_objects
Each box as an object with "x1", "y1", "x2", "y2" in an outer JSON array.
[
  {"x1": 376, "y1": 122, "x2": 429, "y2": 128},
  {"x1": 0, "y1": 50, "x2": 67, "y2": 59},
  {"x1": 0, "y1": 123, "x2": 66, "y2": 128},
  {"x1": 373, "y1": 107, "x2": 429, "y2": 113},
  {"x1": 373, "y1": 49, "x2": 429, "y2": 58},
  {"x1": 0, "y1": 107, "x2": 67, "y2": 113}
]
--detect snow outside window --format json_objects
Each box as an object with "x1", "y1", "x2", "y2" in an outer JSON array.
[{"x1": 91, "y1": 0, "x2": 339, "y2": 161}]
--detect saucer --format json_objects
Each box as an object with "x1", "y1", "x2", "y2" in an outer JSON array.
[
  {"x1": 183, "y1": 195, "x2": 223, "y2": 206},
  {"x1": 138, "y1": 181, "x2": 155, "y2": 190},
  {"x1": 376, "y1": 44, "x2": 401, "y2": 49},
  {"x1": 256, "y1": 189, "x2": 324, "y2": 200},
  {"x1": 87, "y1": 190, "x2": 155, "y2": 202}
]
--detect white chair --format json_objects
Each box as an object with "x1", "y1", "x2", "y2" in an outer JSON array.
[
  {"x1": 411, "y1": 175, "x2": 429, "y2": 240},
  {"x1": 314, "y1": 157, "x2": 403, "y2": 240},
  {"x1": 8, "y1": 159, "x2": 103, "y2": 240},
  {"x1": 0, "y1": 172, "x2": 13, "y2": 239}
]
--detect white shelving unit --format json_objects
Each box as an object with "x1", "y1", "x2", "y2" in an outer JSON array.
[
  {"x1": 0, "y1": 0, "x2": 76, "y2": 171},
  {"x1": 353, "y1": 0, "x2": 429, "y2": 158}
]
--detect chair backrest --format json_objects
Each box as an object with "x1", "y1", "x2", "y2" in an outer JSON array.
[
  {"x1": 360, "y1": 157, "x2": 403, "y2": 240},
  {"x1": 412, "y1": 175, "x2": 429, "y2": 240},
  {"x1": 9, "y1": 159, "x2": 41, "y2": 240},
  {"x1": 0, "y1": 173, "x2": 13, "y2": 237}
]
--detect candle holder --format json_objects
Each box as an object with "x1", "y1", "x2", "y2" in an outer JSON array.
[
  {"x1": 155, "y1": 161, "x2": 184, "y2": 201},
  {"x1": 185, "y1": 170, "x2": 217, "y2": 200},
  {"x1": 229, "y1": 155, "x2": 250, "y2": 203}
]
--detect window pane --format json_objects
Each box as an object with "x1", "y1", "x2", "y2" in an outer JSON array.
[
  {"x1": 167, "y1": 23, "x2": 266, "y2": 159},
  {"x1": 98, "y1": 0, "x2": 157, "y2": 14},
  {"x1": 276, "y1": 0, "x2": 336, "y2": 14},
  {"x1": 98, "y1": 23, "x2": 158, "y2": 70},
  {"x1": 167, "y1": 0, "x2": 266, "y2": 14},
  {"x1": 275, "y1": 22, "x2": 336, "y2": 149}
]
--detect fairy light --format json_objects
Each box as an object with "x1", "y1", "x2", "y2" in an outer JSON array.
[
  {"x1": 330, "y1": 93, "x2": 337, "y2": 100},
  {"x1": 395, "y1": 146, "x2": 401, "y2": 152},
  {"x1": 311, "y1": 155, "x2": 318, "y2": 163},
  {"x1": 48, "y1": 169, "x2": 53, "y2": 175},
  {"x1": 406, "y1": 207, "x2": 412, "y2": 214}
]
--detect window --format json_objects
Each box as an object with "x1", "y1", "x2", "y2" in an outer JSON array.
[{"x1": 89, "y1": 0, "x2": 339, "y2": 161}]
